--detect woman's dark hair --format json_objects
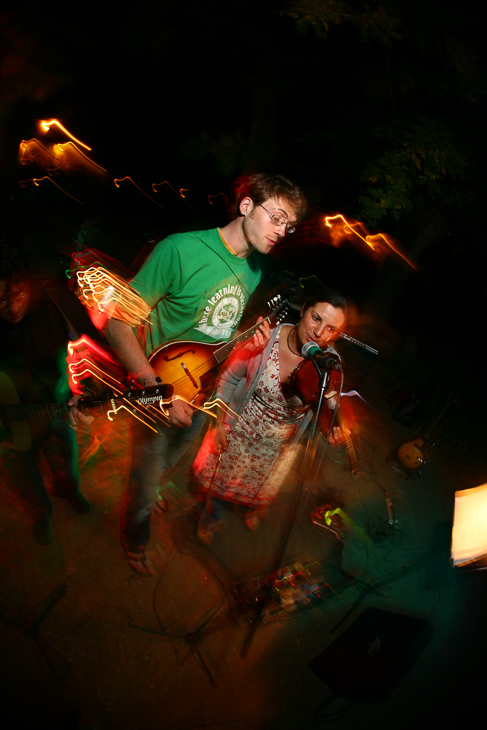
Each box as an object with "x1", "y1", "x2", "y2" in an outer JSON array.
[{"x1": 302, "y1": 286, "x2": 348, "y2": 317}]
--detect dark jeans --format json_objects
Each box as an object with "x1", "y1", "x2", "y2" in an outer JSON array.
[{"x1": 120, "y1": 410, "x2": 207, "y2": 551}]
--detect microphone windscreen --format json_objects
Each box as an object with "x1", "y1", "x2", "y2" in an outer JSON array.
[{"x1": 301, "y1": 341, "x2": 321, "y2": 358}]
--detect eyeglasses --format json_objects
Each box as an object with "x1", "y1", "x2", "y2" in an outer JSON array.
[
  {"x1": 259, "y1": 204, "x2": 296, "y2": 234},
  {"x1": 0, "y1": 283, "x2": 28, "y2": 312}
]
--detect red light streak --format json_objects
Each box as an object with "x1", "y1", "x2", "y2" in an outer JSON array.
[
  {"x1": 18, "y1": 176, "x2": 83, "y2": 204},
  {"x1": 115, "y1": 177, "x2": 164, "y2": 210},
  {"x1": 39, "y1": 119, "x2": 92, "y2": 151},
  {"x1": 67, "y1": 336, "x2": 126, "y2": 394},
  {"x1": 180, "y1": 188, "x2": 189, "y2": 198},
  {"x1": 324, "y1": 214, "x2": 416, "y2": 269}
]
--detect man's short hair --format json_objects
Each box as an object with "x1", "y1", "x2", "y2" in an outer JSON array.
[{"x1": 230, "y1": 173, "x2": 307, "y2": 221}]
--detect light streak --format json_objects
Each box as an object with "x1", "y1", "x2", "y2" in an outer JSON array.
[
  {"x1": 18, "y1": 138, "x2": 58, "y2": 167},
  {"x1": 151, "y1": 181, "x2": 200, "y2": 214},
  {"x1": 39, "y1": 119, "x2": 92, "y2": 151},
  {"x1": 106, "y1": 401, "x2": 159, "y2": 432},
  {"x1": 68, "y1": 358, "x2": 124, "y2": 393},
  {"x1": 18, "y1": 176, "x2": 83, "y2": 204},
  {"x1": 324, "y1": 214, "x2": 416, "y2": 269},
  {"x1": 114, "y1": 177, "x2": 164, "y2": 210},
  {"x1": 55, "y1": 142, "x2": 107, "y2": 172},
  {"x1": 67, "y1": 335, "x2": 126, "y2": 395},
  {"x1": 76, "y1": 266, "x2": 152, "y2": 326},
  {"x1": 208, "y1": 192, "x2": 230, "y2": 206},
  {"x1": 201, "y1": 397, "x2": 241, "y2": 421},
  {"x1": 152, "y1": 180, "x2": 179, "y2": 196}
]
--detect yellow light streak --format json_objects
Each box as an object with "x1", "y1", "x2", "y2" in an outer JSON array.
[
  {"x1": 114, "y1": 177, "x2": 164, "y2": 210},
  {"x1": 76, "y1": 266, "x2": 151, "y2": 326},
  {"x1": 106, "y1": 403, "x2": 159, "y2": 433},
  {"x1": 39, "y1": 119, "x2": 92, "y2": 151},
  {"x1": 67, "y1": 359, "x2": 124, "y2": 394}
]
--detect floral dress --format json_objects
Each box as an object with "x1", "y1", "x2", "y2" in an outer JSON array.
[{"x1": 193, "y1": 329, "x2": 306, "y2": 509}]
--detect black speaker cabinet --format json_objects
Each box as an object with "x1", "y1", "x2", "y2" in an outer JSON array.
[{"x1": 309, "y1": 607, "x2": 433, "y2": 702}]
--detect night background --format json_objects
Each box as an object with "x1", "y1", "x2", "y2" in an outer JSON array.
[{"x1": 1, "y1": 1, "x2": 487, "y2": 728}]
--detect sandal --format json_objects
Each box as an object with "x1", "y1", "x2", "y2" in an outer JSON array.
[{"x1": 125, "y1": 547, "x2": 154, "y2": 576}]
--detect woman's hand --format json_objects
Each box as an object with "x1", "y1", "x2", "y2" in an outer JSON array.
[
  {"x1": 212, "y1": 424, "x2": 228, "y2": 454},
  {"x1": 327, "y1": 425, "x2": 345, "y2": 445}
]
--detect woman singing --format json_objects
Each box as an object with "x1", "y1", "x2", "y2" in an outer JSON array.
[{"x1": 193, "y1": 288, "x2": 348, "y2": 544}]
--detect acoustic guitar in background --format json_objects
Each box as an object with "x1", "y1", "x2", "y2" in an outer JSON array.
[{"x1": 395, "y1": 393, "x2": 456, "y2": 472}]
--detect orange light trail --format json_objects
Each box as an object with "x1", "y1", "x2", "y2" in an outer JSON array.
[
  {"x1": 39, "y1": 119, "x2": 92, "y2": 151},
  {"x1": 208, "y1": 192, "x2": 230, "y2": 206},
  {"x1": 55, "y1": 142, "x2": 107, "y2": 172},
  {"x1": 18, "y1": 138, "x2": 58, "y2": 167},
  {"x1": 106, "y1": 401, "x2": 159, "y2": 432},
  {"x1": 324, "y1": 214, "x2": 416, "y2": 269},
  {"x1": 18, "y1": 176, "x2": 83, "y2": 204},
  {"x1": 180, "y1": 188, "x2": 189, "y2": 198},
  {"x1": 115, "y1": 177, "x2": 164, "y2": 210},
  {"x1": 152, "y1": 180, "x2": 179, "y2": 196},
  {"x1": 76, "y1": 266, "x2": 152, "y2": 326}
]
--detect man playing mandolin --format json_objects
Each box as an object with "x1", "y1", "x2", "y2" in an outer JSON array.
[{"x1": 71, "y1": 174, "x2": 307, "y2": 574}]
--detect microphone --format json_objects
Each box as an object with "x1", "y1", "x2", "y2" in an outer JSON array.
[{"x1": 301, "y1": 342, "x2": 341, "y2": 369}]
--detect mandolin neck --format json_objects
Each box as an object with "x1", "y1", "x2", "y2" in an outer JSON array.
[{"x1": 213, "y1": 313, "x2": 274, "y2": 363}]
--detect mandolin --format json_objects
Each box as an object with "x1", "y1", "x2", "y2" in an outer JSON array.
[{"x1": 147, "y1": 295, "x2": 290, "y2": 407}]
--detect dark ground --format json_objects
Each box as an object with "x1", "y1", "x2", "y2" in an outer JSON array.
[{"x1": 1, "y1": 322, "x2": 486, "y2": 730}]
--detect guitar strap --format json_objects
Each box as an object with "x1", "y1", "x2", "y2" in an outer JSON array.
[
  {"x1": 194, "y1": 234, "x2": 253, "y2": 301},
  {"x1": 43, "y1": 281, "x2": 80, "y2": 341}
]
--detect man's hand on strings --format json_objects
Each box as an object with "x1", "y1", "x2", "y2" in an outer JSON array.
[
  {"x1": 67, "y1": 395, "x2": 94, "y2": 430},
  {"x1": 245, "y1": 316, "x2": 271, "y2": 353}
]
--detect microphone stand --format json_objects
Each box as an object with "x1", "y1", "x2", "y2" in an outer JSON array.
[{"x1": 239, "y1": 359, "x2": 334, "y2": 658}]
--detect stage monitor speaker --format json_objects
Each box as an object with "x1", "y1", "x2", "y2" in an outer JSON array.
[{"x1": 308, "y1": 607, "x2": 432, "y2": 703}]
